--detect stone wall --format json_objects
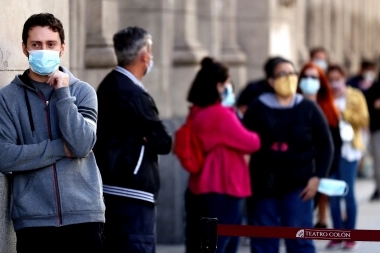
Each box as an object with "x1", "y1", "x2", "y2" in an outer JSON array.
[{"x1": 2, "y1": 0, "x2": 380, "y2": 247}]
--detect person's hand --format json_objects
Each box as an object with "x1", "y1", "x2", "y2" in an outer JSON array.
[
  {"x1": 64, "y1": 141, "x2": 75, "y2": 158},
  {"x1": 300, "y1": 176, "x2": 320, "y2": 201},
  {"x1": 47, "y1": 70, "x2": 69, "y2": 89},
  {"x1": 374, "y1": 98, "x2": 380, "y2": 109}
]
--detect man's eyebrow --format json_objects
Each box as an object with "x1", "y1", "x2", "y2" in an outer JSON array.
[{"x1": 29, "y1": 40, "x2": 59, "y2": 43}]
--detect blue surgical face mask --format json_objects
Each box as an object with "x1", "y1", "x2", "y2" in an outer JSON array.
[
  {"x1": 28, "y1": 50, "x2": 60, "y2": 76},
  {"x1": 145, "y1": 55, "x2": 154, "y2": 75},
  {"x1": 299, "y1": 77, "x2": 320, "y2": 95},
  {"x1": 318, "y1": 178, "x2": 349, "y2": 196},
  {"x1": 222, "y1": 83, "x2": 236, "y2": 107},
  {"x1": 313, "y1": 59, "x2": 327, "y2": 71}
]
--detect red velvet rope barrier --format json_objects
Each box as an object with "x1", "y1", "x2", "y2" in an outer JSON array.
[{"x1": 218, "y1": 224, "x2": 380, "y2": 241}]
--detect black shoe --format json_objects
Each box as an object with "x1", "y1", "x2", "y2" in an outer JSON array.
[
  {"x1": 314, "y1": 222, "x2": 327, "y2": 229},
  {"x1": 370, "y1": 190, "x2": 379, "y2": 201}
]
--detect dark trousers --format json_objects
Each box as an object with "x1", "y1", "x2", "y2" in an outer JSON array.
[
  {"x1": 185, "y1": 189, "x2": 244, "y2": 253},
  {"x1": 16, "y1": 222, "x2": 104, "y2": 253},
  {"x1": 104, "y1": 194, "x2": 156, "y2": 253}
]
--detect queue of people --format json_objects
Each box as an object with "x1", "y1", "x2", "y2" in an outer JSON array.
[
  {"x1": 0, "y1": 11, "x2": 375, "y2": 253},
  {"x1": 181, "y1": 47, "x2": 371, "y2": 252}
]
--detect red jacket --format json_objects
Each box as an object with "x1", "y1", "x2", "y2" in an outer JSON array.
[{"x1": 188, "y1": 103, "x2": 260, "y2": 197}]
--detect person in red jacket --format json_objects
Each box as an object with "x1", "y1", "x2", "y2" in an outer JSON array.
[{"x1": 183, "y1": 57, "x2": 260, "y2": 253}]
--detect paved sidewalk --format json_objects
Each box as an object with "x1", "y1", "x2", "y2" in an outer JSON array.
[{"x1": 157, "y1": 178, "x2": 380, "y2": 253}]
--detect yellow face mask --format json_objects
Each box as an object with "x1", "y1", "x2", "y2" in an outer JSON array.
[{"x1": 272, "y1": 75, "x2": 298, "y2": 97}]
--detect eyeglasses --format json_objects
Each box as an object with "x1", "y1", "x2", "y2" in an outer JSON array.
[
  {"x1": 274, "y1": 72, "x2": 297, "y2": 79},
  {"x1": 300, "y1": 74, "x2": 318, "y2": 80}
]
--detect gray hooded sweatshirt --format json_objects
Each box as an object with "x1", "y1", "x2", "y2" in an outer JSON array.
[{"x1": 0, "y1": 67, "x2": 105, "y2": 230}]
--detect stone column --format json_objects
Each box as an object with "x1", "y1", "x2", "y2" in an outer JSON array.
[
  {"x1": 197, "y1": 0, "x2": 223, "y2": 58},
  {"x1": 118, "y1": 0, "x2": 175, "y2": 119},
  {"x1": 358, "y1": 0, "x2": 367, "y2": 62},
  {"x1": 220, "y1": 0, "x2": 247, "y2": 90},
  {"x1": 69, "y1": 0, "x2": 86, "y2": 80},
  {"x1": 236, "y1": 0, "x2": 271, "y2": 80},
  {"x1": 349, "y1": 0, "x2": 361, "y2": 73},
  {"x1": 306, "y1": 0, "x2": 323, "y2": 49},
  {"x1": 294, "y1": 0, "x2": 309, "y2": 68},
  {"x1": 84, "y1": 0, "x2": 118, "y2": 88},
  {"x1": 321, "y1": 0, "x2": 332, "y2": 54},
  {"x1": 268, "y1": 0, "x2": 298, "y2": 64},
  {"x1": 367, "y1": 0, "x2": 375, "y2": 60},
  {"x1": 330, "y1": 0, "x2": 343, "y2": 63},
  {"x1": 342, "y1": 0, "x2": 353, "y2": 71},
  {"x1": 375, "y1": 0, "x2": 380, "y2": 62},
  {"x1": 172, "y1": 0, "x2": 208, "y2": 117}
]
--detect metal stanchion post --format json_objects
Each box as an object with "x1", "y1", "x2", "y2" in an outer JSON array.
[{"x1": 200, "y1": 217, "x2": 218, "y2": 253}]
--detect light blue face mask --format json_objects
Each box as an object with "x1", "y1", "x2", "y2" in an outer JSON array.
[
  {"x1": 222, "y1": 84, "x2": 236, "y2": 107},
  {"x1": 299, "y1": 77, "x2": 320, "y2": 95},
  {"x1": 28, "y1": 50, "x2": 60, "y2": 76},
  {"x1": 313, "y1": 59, "x2": 327, "y2": 71},
  {"x1": 318, "y1": 178, "x2": 349, "y2": 196}
]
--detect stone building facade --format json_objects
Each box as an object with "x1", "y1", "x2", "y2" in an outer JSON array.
[{"x1": 1, "y1": 0, "x2": 380, "y2": 250}]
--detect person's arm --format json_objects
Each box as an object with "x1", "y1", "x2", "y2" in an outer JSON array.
[
  {"x1": 342, "y1": 89, "x2": 369, "y2": 129},
  {"x1": 301, "y1": 104, "x2": 334, "y2": 200},
  {"x1": 55, "y1": 83, "x2": 98, "y2": 158},
  {"x1": 0, "y1": 94, "x2": 66, "y2": 173},
  {"x1": 133, "y1": 92, "x2": 172, "y2": 155},
  {"x1": 218, "y1": 109, "x2": 261, "y2": 153}
]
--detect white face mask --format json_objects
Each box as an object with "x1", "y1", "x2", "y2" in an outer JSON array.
[
  {"x1": 313, "y1": 59, "x2": 327, "y2": 71},
  {"x1": 145, "y1": 55, "x2": 154, "y2": 75},
  {"x1": 221, "y1": 83, "x2": 236, "y2": 107},
  {"x1": 318, "y1": 178, "x2": 349, "y2": 196},
  {"x1": 363, "y1": 71, "x2": 375, "y2": 82}
]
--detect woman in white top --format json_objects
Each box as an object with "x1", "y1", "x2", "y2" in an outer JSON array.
[{"x1": 325, "y1": 64, "x2": 369, "y2": 250}]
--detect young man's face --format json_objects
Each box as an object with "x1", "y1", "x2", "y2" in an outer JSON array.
[{"x1": 22, "y1": 26, "x2": 65, "y2": 56}]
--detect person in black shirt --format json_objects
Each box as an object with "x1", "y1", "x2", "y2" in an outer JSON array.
[
  {"x1": 243, "y1": 58, "x2": 333, "y2": 253},
  {"x1": 365, "y1": 80, "x2": 380, "y2": 200},
  {"x1": 347, "y1": 60, "x2": 376, "y2": 92}
]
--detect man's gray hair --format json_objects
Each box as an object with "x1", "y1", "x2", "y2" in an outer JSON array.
[{"x1": 113, "y1": 26, "x2": 152, "y2": 66}]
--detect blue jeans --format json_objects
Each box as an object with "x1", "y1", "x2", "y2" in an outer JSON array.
[
  {"x1": 246, "y1": 188, "x2": 315, "y2": 253},
  {"x1": 200, "y1": 193, "x2": 244, "y2": 253},
  {"x1": 329, "y1": 157, "x2": 358, "y2": 230}
]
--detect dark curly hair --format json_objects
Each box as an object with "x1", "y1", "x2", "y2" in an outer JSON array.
[
  {"x1": 187, "y1": 57, "x2": 229, "y2": 107},
  {"x1": 22, "y1": 13, "x2": 65, "y2": 45}
]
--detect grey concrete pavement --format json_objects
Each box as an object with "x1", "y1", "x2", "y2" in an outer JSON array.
[{"x1": 157, "y1": 178, "x2": 380, "y2": 253}]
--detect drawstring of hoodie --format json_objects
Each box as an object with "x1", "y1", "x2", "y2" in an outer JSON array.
[
  {"x1": 20, "y1": 70, "x2": 35, "y2": 135},
  {"x1": 23, "y1": 87, "x2": 35, "y2": 134}
]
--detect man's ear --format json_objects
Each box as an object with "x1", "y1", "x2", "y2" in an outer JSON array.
[
  {"x1": 141, "y1": 50, "x2": 149, "y2": 63},
  {"x1": 22, "y1": 42, "x2": 28, "y2": 58},
  {"x1": 59, "y1": 43, "x2": 66, "y2": 57}
]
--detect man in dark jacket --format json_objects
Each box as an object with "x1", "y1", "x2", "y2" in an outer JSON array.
[{"x1": 94, "y1": 27, "x2": 172, "y2": 252}]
